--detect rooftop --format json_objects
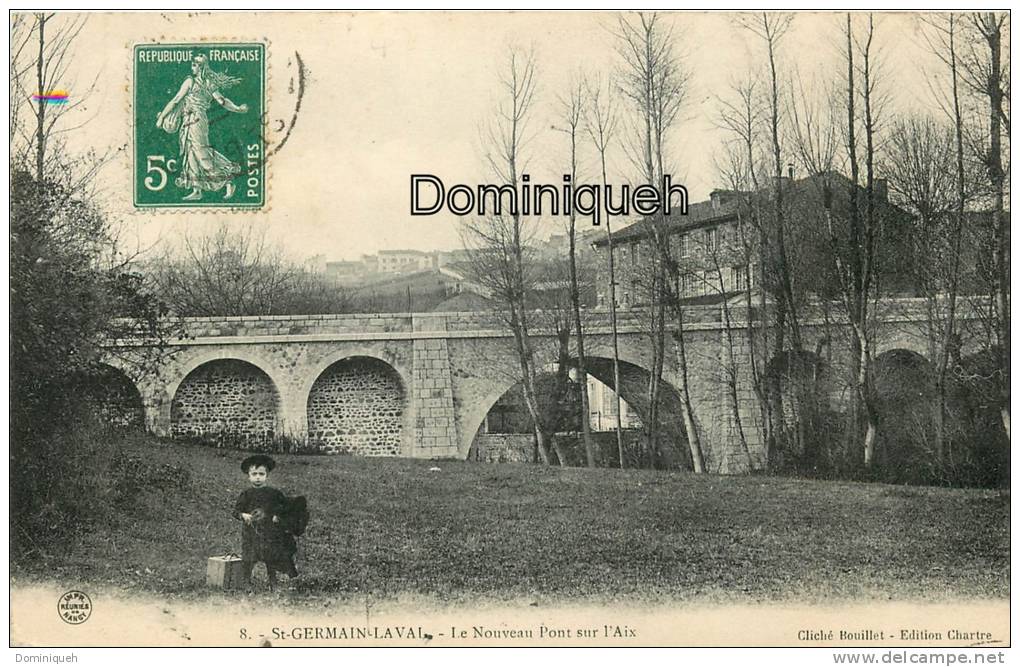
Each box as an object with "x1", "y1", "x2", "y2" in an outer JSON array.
[{"x1": 592, "y1": 171, "x2": 881, "y2": 247}]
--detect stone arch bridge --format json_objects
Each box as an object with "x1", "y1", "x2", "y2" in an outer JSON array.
[{"x1": 103, "y1": 300, "x2": 965, "y2": 473}]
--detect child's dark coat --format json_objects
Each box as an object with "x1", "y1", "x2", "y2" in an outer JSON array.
[{"x1": 233, "y1": 486, "x2": 297, "y2": 576}]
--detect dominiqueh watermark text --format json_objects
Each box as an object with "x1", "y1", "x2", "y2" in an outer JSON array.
[
  {"x1": 410, "y1": 174, "x2": 689, "y2": 226},
  {"x1": 14, "y1": 655, "x2": 78, "y2": 663}
]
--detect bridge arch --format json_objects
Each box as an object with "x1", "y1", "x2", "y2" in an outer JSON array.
[
  {"x1": 463, "y1": 350, "x2": 693, "y2": 469},
  {"x1": 166, "y1": 347, "x2": 289, "y2": 405},
  {"x1": 762, "y1": 349, "x2": 846, "y2": 471},
  {"x1": 874, "y1": 338, "x2": 927, "y2": 358},
  {"x1": 582, "y1": 354, "x2": 692, "y2": 469},
  {"x1": 304, "y1": 354, "x2": 409, "y2": 456},
  {"x1": 82, "y1": 363, "x2": 145, "y2": 430},
  {"x1": 297, "y1": 347, "x2": 412, "y2": 410},
  {"x1": 170, "y1": 357, "x2": 282, "y2": 448},
  {"x1": 868, "y1": 348, "x2": 938, "y2": 480}
]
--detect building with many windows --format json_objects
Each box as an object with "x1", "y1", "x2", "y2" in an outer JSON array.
[
  {"x1": 376, "y1": 249, "x2": 435, "y2": 273},
  {"x1": 591, "y1": 170, "x2": 913, "y2": 308},
  {"x1": 591, "y1": 185, "x2": 756, "y2": 307}
]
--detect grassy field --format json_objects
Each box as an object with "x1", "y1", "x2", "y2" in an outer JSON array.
[{"x1": 14, "y1": 434, "x2": 1009, "y2": 606}]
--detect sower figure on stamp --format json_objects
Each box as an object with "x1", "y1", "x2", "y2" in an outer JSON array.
[
  {"x1": 156, "y1": 54, "x2": 248, "y2": 201},
  {"x1": 233, "y1": 455, "x2": 299, "y2": 590}
]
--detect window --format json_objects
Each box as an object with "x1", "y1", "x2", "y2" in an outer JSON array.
[
  {"x1": 680, "y1": 272, "x2": 698, "y2": 297},
  {"x1": 704, "y1": 228, "x2": 718, "y2": 252},
  {"x1": 733, "y1": 265, "x2": 748, "y2": 292},
  {"x1": 604, "y1": 386, "x2": 619, "y2": 416},
  {"x1": 679, "y1": 233, "x2": 690, "y2": 257}
]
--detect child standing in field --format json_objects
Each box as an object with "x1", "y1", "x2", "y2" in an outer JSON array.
[{"x1": 233, "y1": 454, "x2": 299, "y2": 589}]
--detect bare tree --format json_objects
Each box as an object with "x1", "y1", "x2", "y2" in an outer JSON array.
[
  {"x1": 462, "y1": 46, "x2": 556, "y2": 464},
  {"x1": 585, "y1": 77, "x2": 628, "y2": 469},
  {"x1": 960, "y1": 13, "x2": 1010, "y2": 438},
  {"x1": 735, "y1": 12, "x2": 803, "y2": 354},
  {"x1": 553, "y1": 77, "x2": 596, "y2": 467},
  {"x1": 735, "y1": 12, "x2": 819, "y2": 470},
  {"x1": 11, "y1": 14, "x2": 101, "y2": 185},
  {"x1": 716, "y1": 76, "x2": 779, "y2": 465},
  {"x1": 151, "y1": 225, "x2": 352, "y2": 316},
  {"x1": 824, "y1": 13, "x2": 883, "y2": 469},
  {"x1": 883, "y1": 113, "x2": 964, "y2": 464},
  {"x1": 615, "y1": 11, "x2": 705, "y2": 471}
]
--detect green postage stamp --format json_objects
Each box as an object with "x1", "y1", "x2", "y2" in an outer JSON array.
[{"x1": 133, "y1": 43, "x2": 266, "y2": 209}]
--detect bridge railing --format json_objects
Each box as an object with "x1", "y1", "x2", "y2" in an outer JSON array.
[{"x1": 108, "y1": 296, "x2": 985, "y2": 343}]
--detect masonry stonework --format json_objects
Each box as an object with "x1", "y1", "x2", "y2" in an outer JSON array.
[
  {"x1": 84, "y1": 364, "x2": 146, "y2": 430},
  {"x1": 307, "y1": 357, "x2": 405, "y2": 455},
  {"x1": 170, "y1": 359, "x2": 281, "y2": 447},
  {"x1": 412, "y1": 314, "x2": 459, "y2": 457},
  {"x1": 105, "y1": 303, "x2": 954, "y2": 470}
]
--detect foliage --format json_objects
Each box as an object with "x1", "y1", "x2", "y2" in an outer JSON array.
[
  {"x1": 148, "y1": 224, "x2": 354, "y2": 317},
  {"x1": 10, "y1": 170, "x2": 177, "y2": 555},
  {"x1": 10, "y1": 421, "x2": 192, "y2": 559},
  {"x1": 174, "y1": 431, "x2": 313, "y2": 455}
]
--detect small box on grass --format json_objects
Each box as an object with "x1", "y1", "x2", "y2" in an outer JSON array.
[{"x1": 207, "y1": 555, "x2": 246, "y2": 589}]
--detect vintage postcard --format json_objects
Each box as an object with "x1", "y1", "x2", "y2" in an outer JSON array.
[
  {"x1": 133, "y1": 42, "x2": 266, "y2": 208},
  {"x1": 8, "y1": 8, "x2": 1011, "y2": 657}
]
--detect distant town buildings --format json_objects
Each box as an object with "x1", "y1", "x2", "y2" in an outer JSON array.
[
  {"x1": 324, "y1": 249, "x2": 474, "y2": 283},
  {"x1": 319, "y1": 238, "x2": 603, "y2": 313}
]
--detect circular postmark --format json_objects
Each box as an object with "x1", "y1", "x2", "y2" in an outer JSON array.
[{"x1": 57, "y1": 590, "x2": 92, "y2": 625}]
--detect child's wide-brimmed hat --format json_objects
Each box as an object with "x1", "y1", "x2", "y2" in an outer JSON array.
[{"x1": 240, "y1": 454, "x2": 276, "y2": 473}]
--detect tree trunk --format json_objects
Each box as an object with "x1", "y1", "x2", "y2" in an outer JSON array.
[
  {"x1": 643, "y1": 269, "x2": 666, "y2": 468},
  {"x1": 566, "y1": 128, "x2": 596, "y2": 468},
  {"x1": 545, "y1": 323, "x2": 575, "y2": 468},
  {"x1": 845, "y1": 14, "x2": 879, "y2": 470},
  {"x1": 860, "y1": 14, "x2": 880, "y2": 471},
  {"x1": 982, "y1": 14, "x2": 1010, "y2": 438},
  {"x1": 510, "y1": 305, "x2": 551, "y2": 465},
  {"x1": 672, "y1": 325, "x2": 705, "y2": 472},
  {"x1": 601, "y1": 160, "x2": 626, "y2": 469},
  {"x1": 713, "y1": 264, "x2": 751, "y2": 469},
  {"x1": 856, "y1": 324, "x2": 877, "y2": 468},
  {"x1": 34, "y1": 14, "x2": 47, "y2": 183},
  {"x1": 934, "y1": 15, "x2": 967, "y2": 467}
]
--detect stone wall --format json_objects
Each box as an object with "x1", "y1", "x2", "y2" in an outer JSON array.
[
  {"x1": 170, "y1": 359, "x2": 280, "y2": 447},
  {"x1": 469, "y1": 434, "x2": 535, "y2": 463},
  {"x1": 85, "y1": 365, "x2": 145, "y2": 430},
  {"x1": 412, "y1": 315, "x2": 459, "y2": 457},
  {"x1": 176, "y1": 314, "x2": 414, "y2": 338},
  {"x1": 306, "y1": 357, "x2": 405, "y2": 456}
]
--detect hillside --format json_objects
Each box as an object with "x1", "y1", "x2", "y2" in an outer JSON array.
[{"x1": 14, "y1": 434, "x2": 1009, "y2": 606}]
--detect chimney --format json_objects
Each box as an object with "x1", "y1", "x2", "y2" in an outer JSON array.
[
  {"x1": 710, "y1": 190, "x2": 724, "y2": 211},
  {"x1": 874, "y1": 178, "x2": 888, "y2": 203}
]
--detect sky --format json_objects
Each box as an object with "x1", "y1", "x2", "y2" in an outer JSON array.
[{"x1": 22, "y1": 10, "x2": 954, "y2": 264}]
